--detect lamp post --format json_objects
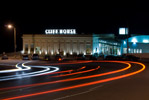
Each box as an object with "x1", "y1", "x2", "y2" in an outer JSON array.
[
  {"x1": 58, "y1": 40, "x2": 60, "y2": 54},
  {"x1": 7, "y1": 24, "x2": 17, "y2": 57}
]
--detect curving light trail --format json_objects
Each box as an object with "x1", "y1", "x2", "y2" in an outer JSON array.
[
  {"x1": 44, "y1": 61, "x2": 92, "y2": 66},
  {"x1": 40, "y1": 66, "x2": 86, "y2": 76},
  {"x1": 0, "y1": 61, "x2": 31, "y2": 73},
  {"x1": 1, "y1": 61, "x2": 146, "y2": 100},
  {"x1": 52, "y1": 66, "x2": 100, "y2": 77},
  {"x1": 0, "y1": 61, "x2": 129, "y2": 91},
  {"x1": 0, "y1": 62, "x2": 59, "y2": 81}
]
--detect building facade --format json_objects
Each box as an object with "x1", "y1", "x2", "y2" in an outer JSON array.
[
  {"x1": 22, "y1": 33, "x2": 122, "y2": 56},
  {"x1": 93, "y1": 34, "x2": 121, "y2": 56},
  {"x1": 22, "y1": 34, "x2": 93, "y2": 56},
  {"x1": 122, "y1": 35, "x2": 149, "y2": 54},
  {"x1": 22, "y1": 30, "x2": 149, "y2": 57}
]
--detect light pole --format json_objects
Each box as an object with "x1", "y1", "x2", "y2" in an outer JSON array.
[
  {"x1": 7, "y1": 24, "x2": 17, "y2": 57},
  {"x1": 58, "y1": 40, "x2": 60, "y2": 54}
]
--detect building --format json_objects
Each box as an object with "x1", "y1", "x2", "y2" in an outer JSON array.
[
  {"x1": 22, "y1": 34, "x2": 93, "y2": 56},
  {"x1": 22, "y1": 33, "x2": 121, "y2": 56},
  {"x1": 22, "y1": 29, "x2": 149, "y2": 58},
  {"x1": 122, "y1": 35, "x2": 149, "y2": 54},
  {"x1": 93, "y1": 34, "x2": 121, "y2": 56}
]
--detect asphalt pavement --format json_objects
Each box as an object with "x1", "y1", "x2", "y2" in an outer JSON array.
[{"x1": 0, "y1": 60, "x2": 148, "y2": 100}]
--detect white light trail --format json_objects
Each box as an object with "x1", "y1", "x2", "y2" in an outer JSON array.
[
  {"x1": 0, "y1": 61, "x2": 59, "y2": 81},
  {"x1": 0, "y1": 61, "x2": 31, "y2": 73}
]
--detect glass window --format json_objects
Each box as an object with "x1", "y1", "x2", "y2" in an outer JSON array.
[
  {"x1": 136, "y1": 49, "x2": 139, "y2": 53},
  {"x1": 123, "y1": 48, "x2": 127, "y2": 53},
  {"x1": 31, "y1": 44, "x2": 34, "y2": 52},
  {"x1": 140, "y1": 49, "x2": 142, "y2": 53},
  {"x1": 134, "y1": 49, "x2": 136, "y2": 53},
  {"x1": 130, "y1": 49, "x2": 133, "y2": 53},
  {"x1": 25, "y1": 44, "x2": 28, "y2": 53},
  {"x1": 128, "y1": 48, "x2": 130, "y2": 53}
]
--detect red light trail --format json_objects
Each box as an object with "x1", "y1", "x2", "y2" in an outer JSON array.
[
  {"x1": 39, "y1": 66, "x2": 86, "y2": 76},
  {"x1": 0, "y1": 61, "x2": 129, "y2": 91},
  {"x1": 1, "y1": 61, "x2": 146, "y2": 100},
  {"x1": 52, "y1": 66, "x2": 100, "y2": 77}
]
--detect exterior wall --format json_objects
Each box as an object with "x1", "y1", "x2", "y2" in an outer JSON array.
[
  {"x1": 22, "y1": 34, "x2": 92, "y2": 56},
  {"x1": 93, "y1": 34, "x2": 100, "y2": 54},
  {"x1": 93, "y1": 34, "x2": 121, "y2": 56},
  {"x1": 122, "y1": 35, "x2": 149, "y2": 54},
  {"x1": 23, "y1": 34, "x2": 149, "y2": 57}
]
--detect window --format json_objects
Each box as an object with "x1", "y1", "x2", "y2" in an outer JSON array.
[
  {"x1": 128, "y1": 48, "x2": 131, "y2": 53},
  {"x1": 140, "y1": 49, "x2": 142, "y2": 53},
  {"x1": 25, "y1": 44, "x2": 28, "y2": 53},
  {"x1": 30, "y1": 44, "x2": 34, "y2": 52},
  {"x1": 130, "y1": 49, "x2": 133, "y2": 53},
  {"x1": 123, "y1": 48, "x2": 127, "y2": 53},
  {"x1": 136, "y1": 49, "x2": 139, "y2": 53},
  {"x1": 134, "y1": 49, "x2": 136, "y2": 53}
]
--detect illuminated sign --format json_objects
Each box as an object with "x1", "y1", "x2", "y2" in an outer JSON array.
[
  {"x1": 119, "y1": 28, "x2": 128, "y2": 35},
  {"x1": 45, "y1": 29, "x2": 76, "y2": 34}
]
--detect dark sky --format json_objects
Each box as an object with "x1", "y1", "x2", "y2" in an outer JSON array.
[{"x1": 0, "y1": 2, "x2": 149, "y2": 53}]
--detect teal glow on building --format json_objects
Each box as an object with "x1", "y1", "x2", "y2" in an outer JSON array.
[
  {"x1": 22, "y1": 31, "x2": 149, "y2": 57},
  {"x1": 93, "y1": 34, "x2": 149, "y2": 57},
  {"x1": 122, "y1": 35, "x2": 149, "y2": 54},
  {"x1": 93, "y1": 34, "x2": 121, "y2": 56}
]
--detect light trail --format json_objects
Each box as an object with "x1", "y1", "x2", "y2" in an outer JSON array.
[
  {"x1": 0, "y1": 61, "x2": 129, "y2": 91},
  {"x1": 0, "y1": 62, "x2": 59, "y2": 81},
  {"x1": 76, "y1": 66, "x2": 86, "y2": 71},
  {"x1": 0, "y1": 61, "x2": 31, "y2": 73},
  {"x1": 1, "y1": 61, "x2": 145, "y2": 100},
  {"x1": 44, "y1": 61, "x2": 92, "y2": 66},
  {"x1": 0, "y1": 65, "x2": 49, "y2": 79},
  {"x1": 40, "y1": 70, "x2": 73, "y2": 76},
  {"x1": 40, "y1": 66, "x2": 86, "y2": 76},
  {"x1": 52, "y1": 66, "x2": 100, "y2": 77}
]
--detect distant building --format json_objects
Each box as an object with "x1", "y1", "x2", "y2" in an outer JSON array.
[
  {"x1": 22, "y1": 33, "x2": 121, "y2": 56},
  {"x1": 92, "y1": 34, "x2": 121, "y2": 56},
  {"x1": 22, "y1": 34, "x2": 93, "y2": 56},
  {"x1": 22, "y1": 29, "x2": 149, "y2": 57},
  {"x1": 122, "y1": 35, "x2": 149, "y2": 54}
]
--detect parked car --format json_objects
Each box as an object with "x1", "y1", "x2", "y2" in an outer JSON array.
[
  {"x1": 1, "y1": 54, "x2": 8, "y2": 60},
  {"x1": 31, "y1": 54, "x2": 39, "y2": 60},
  {"x1": 22, "y1": 54, "x2": 29, "y2": 60},
  {"x1": 76, "y1": 54, "x2": 85, "y2": 60},
  {"x1": 55, "y1": 54, "x2": 63, "y2": 61}
]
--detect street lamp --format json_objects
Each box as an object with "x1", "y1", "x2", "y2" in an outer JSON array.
[{"x1": 6, "y1": 24, "x2": 17, "y2": 57}]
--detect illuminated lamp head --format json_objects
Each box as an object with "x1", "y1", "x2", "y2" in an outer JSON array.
[{"x1": 7, "y1": 24, "x2": 13, "y2": 29}]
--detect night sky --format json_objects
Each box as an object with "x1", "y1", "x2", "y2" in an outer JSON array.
[{"x1": 0, "y1": 2, "x2": 149, "y2": 53}]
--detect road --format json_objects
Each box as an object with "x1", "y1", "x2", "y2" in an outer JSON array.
[{"x1": 0, "y1": 60, "x2": 148, "y2": 100}]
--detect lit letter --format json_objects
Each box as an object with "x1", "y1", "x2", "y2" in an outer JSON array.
[
  {"x1": 45, "y1": 30, "x2": 48, "y2": 34},
  {"x1": 63, "y1": 29, "x2": 67, "y2": 34},
  {"x1": 72, "y1": 29, "x2": 76, "y2": 34},
  {"x1": 60, "y1": 29, "x2": 63, "y2": 34}
]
